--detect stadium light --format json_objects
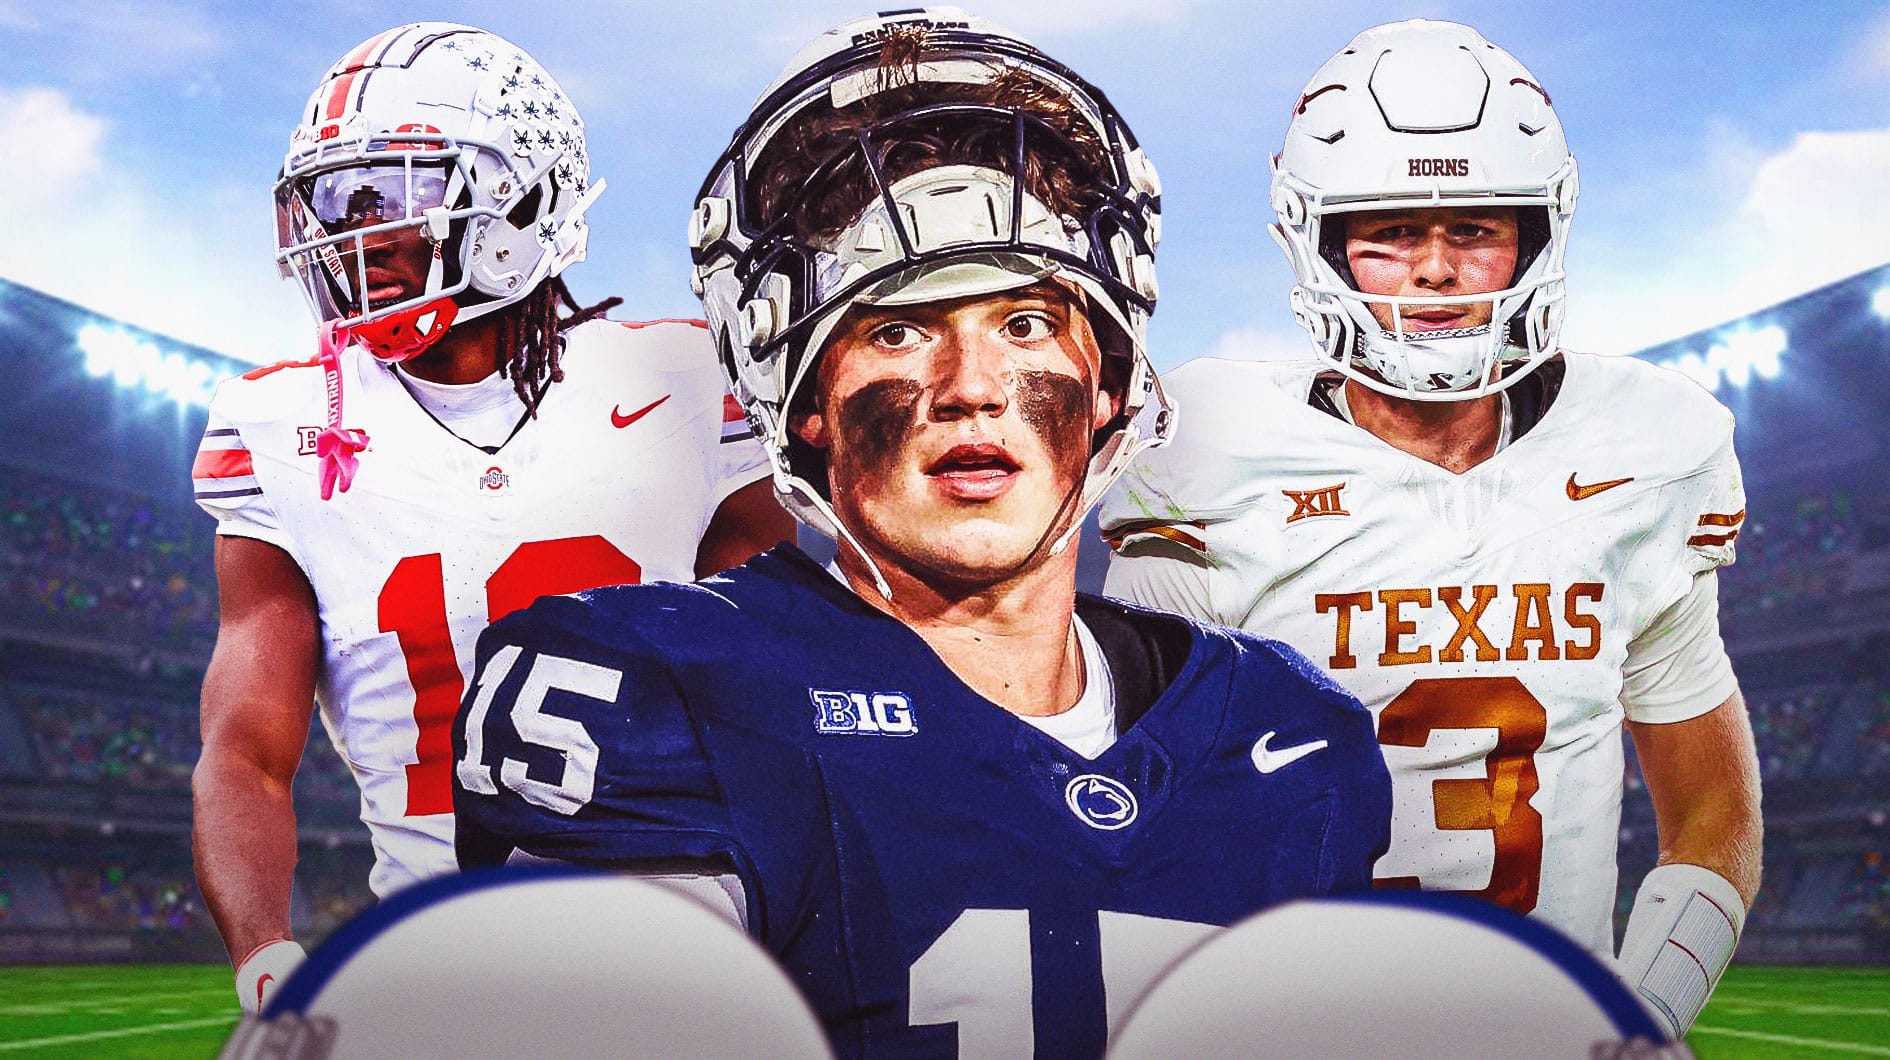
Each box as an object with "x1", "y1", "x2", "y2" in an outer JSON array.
[
  {"x1": 1873, "y1": 287, "x2": 1890, "y2": 321},
  {"x1": 1712, "y1": 325, "x2": 1786, "y2": 388},
  {"x1": 1660, "y1": 324, "x2": 1787, "y2": 393},
  {"x1": 76, "y1": 323, "x2": 217, "y2": 407}
]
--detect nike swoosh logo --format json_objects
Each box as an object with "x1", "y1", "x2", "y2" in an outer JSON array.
[
  {"x1": 1566, "y1": 473, "x2": 1634, "y2": 501},
  {"x1": 1251, "y1": 731, "x2": 1329, "y2": 774},
  {"x1": 256, "y1": 973, "x2": 274, "y2": 1008},
  {"x1": 611, "y1": 395, "x2": 670, "y2": 429}
]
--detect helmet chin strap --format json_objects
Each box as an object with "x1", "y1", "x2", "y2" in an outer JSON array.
[
  {"x1": 799, "y1": 477, "x2": 896, "y2": 603},
  {"x1": 828, "y1": 471, "x2": 1088, "y2": 609}
]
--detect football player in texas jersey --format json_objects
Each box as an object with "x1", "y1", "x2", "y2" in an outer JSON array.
[
  {"x1": 1101, "y1": 19, "x2": 1762, "y2": 1039},
  {"x1": 191, "y1": 23, "x2": 793, "y2": 1014},
  {"x1": 454, "y1": 9, "x2": 1390, "y2": 1056}
]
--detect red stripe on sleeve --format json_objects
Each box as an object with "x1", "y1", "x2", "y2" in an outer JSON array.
[
  {"x1": 242, "y1": 355, "x2": 321, "y2": 381},
  {"x1": 192, "y1": 448, "x2": 255, "y2": 480},
  {"x1": 722, "y1": 394, "x2": 745, "y2": 423}
]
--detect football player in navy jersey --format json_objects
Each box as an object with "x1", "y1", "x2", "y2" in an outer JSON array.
[{"x1": 453, "y1": 9, "x2": 1392, "y2": 1056}]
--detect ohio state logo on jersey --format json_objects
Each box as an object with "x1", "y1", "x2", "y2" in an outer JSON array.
[{"x1": 479, "y1": 466, "x2": 509, "y2": 491}]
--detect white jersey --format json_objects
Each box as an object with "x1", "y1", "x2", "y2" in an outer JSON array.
[
  {"x1": 194, "y1": 319, "x2": 770, "y2": 898},
  {"x1": 1100, "y1": 353, "x2": 1744, "y2": 955}
]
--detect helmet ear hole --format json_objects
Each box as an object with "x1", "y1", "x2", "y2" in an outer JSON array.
[
  {"x1": 507, "y1": 184, "x2": 545, "y2": 229},
  {"x1": 1512, "y1": 206, "x2": 1551, "y2": 284},
  {"x1": 1316, "y1": 221, "x2": 1357, "y2": 289}
]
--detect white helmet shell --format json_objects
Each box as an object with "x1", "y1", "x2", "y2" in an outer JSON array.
[
  {"x1": 690, "y1": 6, "x2": 1170, "y2": 585},
  {"x1": 219, "y1": 868, "x2": 832, "y2": 1059},
  {"x1": 1271, "y1": 19, "x2": 1578, "y2": 401},
  {"x1": 1111, "y1": 893, "x2": 1676, "y2": 1058},
  {"x1": 275, "y1": 23, "x2": 602, "y2": 357}
]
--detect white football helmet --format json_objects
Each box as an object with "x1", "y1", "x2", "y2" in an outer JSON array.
[
  {"x1": 1110, "y1": 893, "x2": 1681, "y2": 1059},
  {"x1": 275, "y1": 23, "x2": 602, "y2": 361},
  {"x1": 689, "y1": 7, "x2": 1171, "y2": 573},
  {"x1": 1271, "y1": 20, "x2": 1579, "y2": 401},
  {"x1": 219, "y1": 868, "x2": 832, "y2": 1059}
]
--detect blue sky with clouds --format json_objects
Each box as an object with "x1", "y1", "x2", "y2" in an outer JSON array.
[{"x1": 2, "y1": 0, "x2": 1887, "y2": 370}]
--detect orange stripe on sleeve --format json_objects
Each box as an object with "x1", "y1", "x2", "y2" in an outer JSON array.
[
  {"x1": 1103, "y1": 522, "x2": 1207, "y2": 554},
  {"x1": 1697, "y1": 509, "x2": 1746, "y2": 527}
]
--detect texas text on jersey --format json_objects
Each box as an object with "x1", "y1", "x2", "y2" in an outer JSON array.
[
  {"x1": 1101, "y1": 351, "x2": 1744, "y2": 955},
  {"x1": 453, "y1": 546, "x2": 1391, "y2": 1057},
  {"x1": 194, "y1": 319, "x2": 768, "y2": 897}
]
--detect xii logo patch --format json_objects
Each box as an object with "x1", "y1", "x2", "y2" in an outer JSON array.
[{"x1": 1284, "y1": 482, "x2": 1349, "y2": 524}]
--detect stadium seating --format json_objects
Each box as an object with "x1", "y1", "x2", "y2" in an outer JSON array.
[
  {"x1": 5, "y1": 266, "x2": 1890, "y2": 968},
  {"x1": 1862, "y1": 691, "x2": 1890, "y2": 778},
  {"x1": 52, "y1": 862, "x2": 204, "y2": 934},
  {"x1": 1746, "y1": 687, "x2": 1831, "y2": 781},
  {"x1": 1721, "y1": 492, "x2": 1858, "y2": 611},
  {"x1": 13, "y1": 686, "x2": 199, "y2": 787},
  {"x1": 1, "y1": 468, "x2": 217, "y2": 652}
]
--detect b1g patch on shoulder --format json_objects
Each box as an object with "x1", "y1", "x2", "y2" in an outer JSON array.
[{"x1": 810, "y1": 689, "x2": 918, "y2": 736}]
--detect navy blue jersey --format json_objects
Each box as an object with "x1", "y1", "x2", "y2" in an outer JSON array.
[{"x1": 453, "y1": 546, "x2": 1390, "y2": 1058}]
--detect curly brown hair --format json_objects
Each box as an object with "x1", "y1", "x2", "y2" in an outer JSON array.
[{"x1": 750, "y1": 25, "x2": 1110, "y2": 247}]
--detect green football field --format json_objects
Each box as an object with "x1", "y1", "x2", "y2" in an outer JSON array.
[{"x1": 0, "y1": 963, "x2": 1885, "y2": 1056}]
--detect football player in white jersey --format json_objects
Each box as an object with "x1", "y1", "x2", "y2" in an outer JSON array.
[
  {"x1": 1100, "y1": 19, "x2": 1761, "y2": 1039},
  {"x1": 190, "y1": 22, "x2": 792, "y2": 1013}
]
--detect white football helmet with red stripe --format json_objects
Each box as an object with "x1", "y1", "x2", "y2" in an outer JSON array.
[{"x1": 275, "y1": 23, "x2": 602, "y2": 361}]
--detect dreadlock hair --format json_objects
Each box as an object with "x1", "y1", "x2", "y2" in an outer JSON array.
[
  {"x1": 498, "y1": 275, "x2": 623, "y2": 417},
  {"x1": 750, "y1": 24, "x2": 1111, "y2": 249}
]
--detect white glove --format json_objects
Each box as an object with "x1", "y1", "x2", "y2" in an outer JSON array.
[
  {"x1": 1615, "y1": 863, "x2": 1744, "y2": 1039},
  {"x1": 235, "y1": 938, "x2": 308, "y2": 1015}
]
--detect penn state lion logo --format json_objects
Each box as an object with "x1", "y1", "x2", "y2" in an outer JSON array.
[{"x1": 1064, "y1": 774, "x2": 1138, "y2": 831}]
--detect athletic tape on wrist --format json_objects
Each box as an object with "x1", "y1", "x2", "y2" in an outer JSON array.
[
  {"x1": 235, "y1": 938, "x2": 308, "y2": 1016},
  {"x1": 1616, "y1": 863, "x2": 1744, "y2": 1038}
]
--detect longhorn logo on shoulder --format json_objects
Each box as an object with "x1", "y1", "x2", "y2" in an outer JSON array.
[
  {"x1": 1064, "y1": 774, "x2": 1138, "y2": 831},
  {"x1": 479, "y1": 466, "x2": 509, "y2": 491},
  {"x1": 811, "y1": 689, "x2": 917, "y2": 736}
]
